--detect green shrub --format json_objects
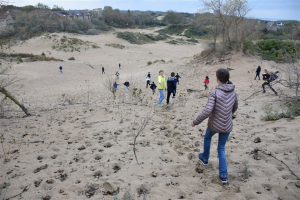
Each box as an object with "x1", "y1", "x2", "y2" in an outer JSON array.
[
  {"x1": 166, "y1": 40, "x2": 177, "y2": 45},
  {"x1": 262, "y1": 102, "x2": 300, "y2": 121},
  {"x1": 41, "y1": 52, "x2": 45, "y2": 56},
  {"x1": 105, "y1": 43, "x2": 125, "y2": 49},
  {"x1": 68, "y1": 57, "x2": 75, "y2": 60},
  {"x1": 186, "y1": 38, "x2": 199, "y2": 43},
  {"x1": 147, "y1": 61, "x2": 152, "y2": 65},
  {"x1": 16, "y1": 56, "x2": 23, "y2": 63},
  {"x1": 256, "y1": 39, "x2": 300, "y2": 63},
  {"x1": 117, "y1": 32, "x2": 153, "y2": 45}
]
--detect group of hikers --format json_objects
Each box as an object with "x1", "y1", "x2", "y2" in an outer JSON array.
[{"x1": 59, "y1": 62, "x2": 279, "y2": 184}]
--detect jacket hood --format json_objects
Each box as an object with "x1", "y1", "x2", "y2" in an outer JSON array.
[{"x1": 216, "y1": 84, "x2": 235, "y2": 92}]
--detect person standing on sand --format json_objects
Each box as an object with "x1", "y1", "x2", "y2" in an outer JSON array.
[
  {"x1": 175, "y1": 73, "x2": 181, "y2": 85},
  {"x1": 102, "y1": 66, "x2": 105, "y2": 74},
  {"x1": 59, "y1": 66, "x2": 63, "y2": 73},
  {"x1": 191, "y1": 68, "x2": 238, "y2": 184},
  {"x1": 116, "y1": 71, "x2": 120, "y2": 79},
  {"x1": 150, "y1": 82, "x2": 157, "y2": 95},
  {"x1": 119, "y1": 63, "x2": 121, "y2": 69},
  {"x1": 255, "y1": 66, "x2": 261, "y2": 80},
  {"x1": 204, "y1": 76, "x2": 209, "y2": 90},
  {"x1": 157, "y1": 70, "x2": 166, "y2": 106},
  {"x1": 147, "y1": 72, "x2": 151, "y2": 79},
  {"x1": 123, "y1": 81, "x2": 130, "y2": 92},
  {"x1": 262, "y1": 68, "x2": 278, "y2": 95},
  {"x1": 146, "y1": 76, "x2": 151, "y2": 88},
  {"x1": 166, "y1": 72, "x2": 177, "y2": 107}
]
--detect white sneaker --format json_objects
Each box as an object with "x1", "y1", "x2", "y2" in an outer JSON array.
[{"x1": 157, "y1": 104, "x2": 163, "y2": 107}]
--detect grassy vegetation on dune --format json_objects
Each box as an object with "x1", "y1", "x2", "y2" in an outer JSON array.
[
  {"x1": 0, "y1": 52, "x2": 63, "y2": 62},
  {"x1": 116, "y1": 32, "x2": 154, "y2": 45}
]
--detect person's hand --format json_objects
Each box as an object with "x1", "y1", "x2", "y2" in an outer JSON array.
[
  {"x1": 165, "y1": 88, "x2": 167, "y2": 91},
  {"x1": 191, "y1": 121, "x2": 195, "y2": 127}
]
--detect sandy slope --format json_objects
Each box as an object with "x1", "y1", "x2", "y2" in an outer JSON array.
[{"x1": 0, "y1": 30, "x2": 299, "y2": 200}]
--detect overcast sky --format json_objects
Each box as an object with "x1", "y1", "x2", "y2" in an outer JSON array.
[{"x1": 12, "y1": 0, "x2": 300, "y2": 21}]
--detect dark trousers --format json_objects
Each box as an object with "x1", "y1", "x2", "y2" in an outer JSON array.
[
  {"x1": 146, "y1": 81, "x2": 150, "y2": 88},
  {"x1": 204, "y1": 84, "x2": 208, "y2": 90},
  {"x1": 167, "y1": 91, "x2": 175, "y2": 104},
  {"x1": 255, "y1": 73, "x2": 260, "y2": 80},
  {"x1": 262, "y1": 82, "x2": 277, "y2": 94}
]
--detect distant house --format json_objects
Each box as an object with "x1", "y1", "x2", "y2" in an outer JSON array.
[
  {"x1": 0, "y1": 9, "x2": 21, "y2": 27},
  {"x1": 277, "y1": 22, "x2": 284, "y2": 27},
  {"x1": 30, "y1": 9, "x2": 52, "y2": 15},
  {"x1": 91, "y1": 8, "x2": 102, "y2": 18},
  {"x1": 52, "y1": 11, "x2": 69, "y2": 19},
  {"x1": 67, "y1": 10, "x2": 91, "y2": 21}
]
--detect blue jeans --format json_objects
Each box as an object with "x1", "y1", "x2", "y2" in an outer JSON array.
[
  {"x1": 255, "y1": 73, "x2": 260, "y2": 79},
  {"x1": 158, "y1": 89, "x2": 165, "y2": 104},
  {"x1": 152, "y1": 89, "x2": 155, "y2": 94},
  {"x1": 200, "y1": 127, "x2": 230, "y2": 179},
  {"x1": 126, "y1": 86, "x2": 128, "y2": 92}
]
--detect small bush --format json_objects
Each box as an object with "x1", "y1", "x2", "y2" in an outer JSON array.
[
  {"x1": 186, "y1": 38, "x2": 199, "y2": 43},
  {"x1": 262, "y1": 102, "x2": 300, "y2": 121},
  {"x1": 147, "y1": 61, "x2": 152, "y2": 66},
  {"x1": 166, "y1": 40, "x2": 177, "y2": 45},
  {"x1": 41, "y1": 52, "x2": 45, "y2": 56},
  {"x1": 86, "y1": 28, "x2": 100, "y2": 35},
  {"x1": 68, "y1": 57, "x2": 75, "y2": 60},
  {"x1": 117, "y1": 32, "x2": 153, "y2": 45},
  {"x1": 16, "y1": 56, "x2": 23, "y2": 63},
  {"x1": 105, "y1": 43, "x2": 125, "y2": 49}
]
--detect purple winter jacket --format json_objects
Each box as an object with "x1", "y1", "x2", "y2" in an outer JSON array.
[{"x1": 193, "y1": 84, "x2": 238, "y2": 133}]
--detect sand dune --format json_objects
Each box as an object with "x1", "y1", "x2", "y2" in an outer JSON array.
[{"x1": 0, "y1": 30, "x2": 299, "y2": 200}]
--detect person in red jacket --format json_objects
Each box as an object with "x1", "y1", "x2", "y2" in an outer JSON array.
[{"x1": 204, "y1": 76, "x2": 209, "y2": 90}]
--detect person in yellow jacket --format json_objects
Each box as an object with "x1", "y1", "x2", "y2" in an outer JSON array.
[{"x1": 157, "y1": 70, "x2": 166, "y2": 106}]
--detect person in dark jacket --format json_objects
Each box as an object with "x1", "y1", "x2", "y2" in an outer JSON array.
[
  {"x1": 113, "y1": 82, "x2": 119, "y2": 92},
  {"x1": 191, "y1": 68, "x2": 238, "y2": 184},
  {"x1": 166, "y1": 72, "x2": 177, "y2": 106},
  {"x1": 175, "y1": 73, "x2": 181, "y2": 85},
  {"x1": 255, "y1": 66, "x2": 261, "y2": 80},
  {"x1": 123, "y1": 81, "x2": 130, "y2": 92},
  {"x1": 102, "y1": 66, "x2": 105, "y2": 74},
  {"x1": 150, "y1": 82, "x2": 157, "y2": 94},
  {"x1": 59, "y1": 66, "x2": 63, "y2": 73}
]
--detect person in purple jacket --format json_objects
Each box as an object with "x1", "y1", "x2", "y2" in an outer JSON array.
[{"x1": 191, "y1": 68, "x2": 238, "y2": 184}]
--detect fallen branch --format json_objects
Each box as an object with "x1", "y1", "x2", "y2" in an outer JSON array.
[
  {"x1": 4, "y1": 184, "x2": 31, "y2": 200},
  {"x1": 254, "y1": 148, "x2": 299, "y2": 180}
]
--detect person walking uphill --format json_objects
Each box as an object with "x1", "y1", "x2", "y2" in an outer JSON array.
[
  {"x1": 175, "y1": 73, "x2": 181, "y2": 85},
  {"x1": 102, "y1": 66, "x2": 105, "y2": 74},
  {"x1": 166, "y1": 72, "x2": 177, "y2": 106},
  {"x1": 157, "y1": 70, "x2": 166, "y2": 107},
  {"x1": 191, "y1": 68, "x2": 238, "y2": 184},
  {"x1": 255, "y1": 66, "x2": 261, "y2": 80}
]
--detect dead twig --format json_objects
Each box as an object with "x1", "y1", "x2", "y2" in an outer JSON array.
[{"x1": 254, "y1": 148, "x2": 299, "y2": 180}]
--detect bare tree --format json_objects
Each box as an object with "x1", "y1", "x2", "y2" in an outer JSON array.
[
  {"x1": 199, "y1": 0, "x2": 252, "y2": 49},
  {"x1": 0, "y1": 43, "x2": 30, "y2": 116},
  {"x1": 103, "y1": 77, "x2": 117, "y2": 99}
]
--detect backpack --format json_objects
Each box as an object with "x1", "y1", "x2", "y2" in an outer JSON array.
[{"x1": 269, "y1": 71, "x2": 279, "y2": 83}]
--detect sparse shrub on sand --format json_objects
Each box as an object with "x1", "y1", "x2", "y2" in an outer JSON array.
[
  {"x1": 186, "y1": 38, "x2": 199, "y2": 43},
  {"x1": 16, "y1": 56, "x2": 23, "y2": 63},
  {"x1": 54, "y1": 36, "x2": 99, "y2": 52},
  {"x1": 105, "y1": 43, "x2": 126, "y2": 49},
  {"x1": 86, "y1": 28, "x2": 100, "y2": 35},
  {"x1": 68, "y1": 57, "x2": 75, "y2": 60},
  {"x1": 262, "y1": 102, "x2": 300, "y2": 121},
  {"x1": 117, "y1": 32, "x2": 154, "y2": 45},
  {"x1": 147, "y1": 61, "x2": 152, "y2": 66},
  {"x1": 166, "y1": 40, "x2": 178, "y2": 45}
]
